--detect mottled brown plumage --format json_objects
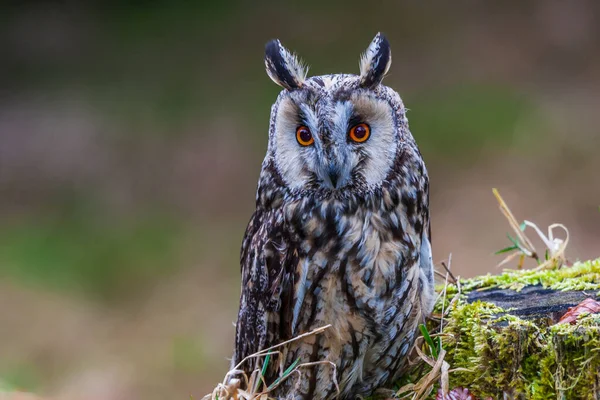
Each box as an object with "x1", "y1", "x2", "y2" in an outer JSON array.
[{"x1": 231, "y1": 33, "x2": 435, "y2": 399}]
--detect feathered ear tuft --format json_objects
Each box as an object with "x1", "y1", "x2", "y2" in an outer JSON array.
[
  {"x1": 359, "y1": 33, "x2": 392, "y2": 88},
  {"x1": 265, "y1": 39, "x2": 308, "y2": 90}
]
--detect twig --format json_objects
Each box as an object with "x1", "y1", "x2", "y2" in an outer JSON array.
[{"x1": 440, "y1": 253, "x2": 457, "y2": 284}]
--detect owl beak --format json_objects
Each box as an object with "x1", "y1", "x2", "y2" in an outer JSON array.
[{"x1": 327, "y1": 165, "x2": 340, "y2": 189}]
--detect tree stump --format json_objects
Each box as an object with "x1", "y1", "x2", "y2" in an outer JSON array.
[{"x1": 434, "y1": 259, "x2": 600, "y2": 400}]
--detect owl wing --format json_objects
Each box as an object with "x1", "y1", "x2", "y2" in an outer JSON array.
[
  {"x1": 233, "y1": 207, "x2": 298, "y2": 372},
  {"x1": 418, "y1": 183, "x2": 436, "y2": 315}
]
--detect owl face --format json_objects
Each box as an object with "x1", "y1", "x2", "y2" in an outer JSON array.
[{"x1": 264, "y1": 33, "x2": 409, "y2": 195}]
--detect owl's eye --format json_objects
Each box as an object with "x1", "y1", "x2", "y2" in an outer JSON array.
[
  {"x1": 348, "y1": 123, "x2": 370, "y2": 143},
  {"x1": 296, "y1": 126, "x2": 314, "y2": 146}
]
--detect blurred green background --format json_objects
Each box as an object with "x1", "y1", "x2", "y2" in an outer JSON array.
[{"x1": 1, "y1": 1, "x2": 599, "y2": 399}]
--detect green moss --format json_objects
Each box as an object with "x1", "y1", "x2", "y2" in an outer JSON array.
[
  {"x1": 442, "y1": 259, "x2": 600, "y2": 295},
  {"x1": 432, "y1": 258, "x2": 600, "y2": 399}
]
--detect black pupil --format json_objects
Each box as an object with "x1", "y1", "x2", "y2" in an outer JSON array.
[
  {"x1": 299, "y1": 129, "x2": 311, "y2": 143},
  {"x1": 354, "y1": 125, "x2": 367, "y2": 139}
]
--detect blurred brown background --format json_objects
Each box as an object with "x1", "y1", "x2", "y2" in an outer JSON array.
[{"x1": 0, "y1": 1, "x2": 599, "y2": 399}]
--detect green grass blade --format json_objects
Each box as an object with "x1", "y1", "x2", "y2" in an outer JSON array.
[
  {"x1": 254, "y1": 353, "x2": 271, "y2": 392},
  {"x1": 261, "y1": 353, "x2": 271, "y2": 379},
  {"x1": 268, "y1": 358, "x2": 301, "y2": 391},
  {"x1": 495, "y1": 245, "x2": 518, "y2": 255},
  {"x1": 507, "y1": 233, "x2": 521, "y2": 248},
  {"x1": 419, "y1": 324, "x2": 439, "y2": 359}
]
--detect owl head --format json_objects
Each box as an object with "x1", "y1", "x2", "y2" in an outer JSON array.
[{"x1": 263, "y1": 33, "x2": 414, "y2": 197}]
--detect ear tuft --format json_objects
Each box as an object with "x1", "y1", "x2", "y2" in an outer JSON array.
[
  {"x1": 359, "y1": 33, "x2": 392, "y2": 88},
  {"x1": 265, "y1": 39, "x2": 308, "y2": 90}
]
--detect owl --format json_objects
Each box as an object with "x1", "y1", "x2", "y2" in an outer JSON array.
[{"x1": 231, "y1": 33, "x2": 435, "y2": 400}]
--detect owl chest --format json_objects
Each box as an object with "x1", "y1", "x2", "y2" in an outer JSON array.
[{"x1": 290, "y1": 208, "x2": 418, "y2": 333}]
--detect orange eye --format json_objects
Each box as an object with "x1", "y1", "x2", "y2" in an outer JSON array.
[
  {"x1": 296, "y1": 126, "x2": 314, "y2": 146},
  {"x1": 349, "y1": 123, "x2": 370, "y2": 143}
]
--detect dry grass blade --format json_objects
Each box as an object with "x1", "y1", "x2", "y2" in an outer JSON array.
[
  {"x1": 526, "y1": 222, "x2": 569, "y2": 270},
  {"x1": 434, "y1": 269, "x2": 449, "y2": 281},
  {"x1": 492, "y1": 188, "x2": 538, "y2": 266},
  {"x1": 492, "y1": 188, "x2": 570, "y2": 270},
  {"x1": 231, "y1": 324, "x2": 332, "y2": 373},
  {"x1": 203, "y1": 325, "x2": 332, "y2": 400},
  {"x1": 295, "y1": 361, "x2": 340, "y2": 397},
  {"x1": 396, "y1": 345, "x2": 449, "y2": 400},
  {"x1": 493, "y1": 188, "x2": 536, "y2": 256}
]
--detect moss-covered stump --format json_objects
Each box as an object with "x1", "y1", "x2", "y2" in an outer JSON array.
[{"x1": 438, "y1": 259, "x2": 600, "y2": 399}]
